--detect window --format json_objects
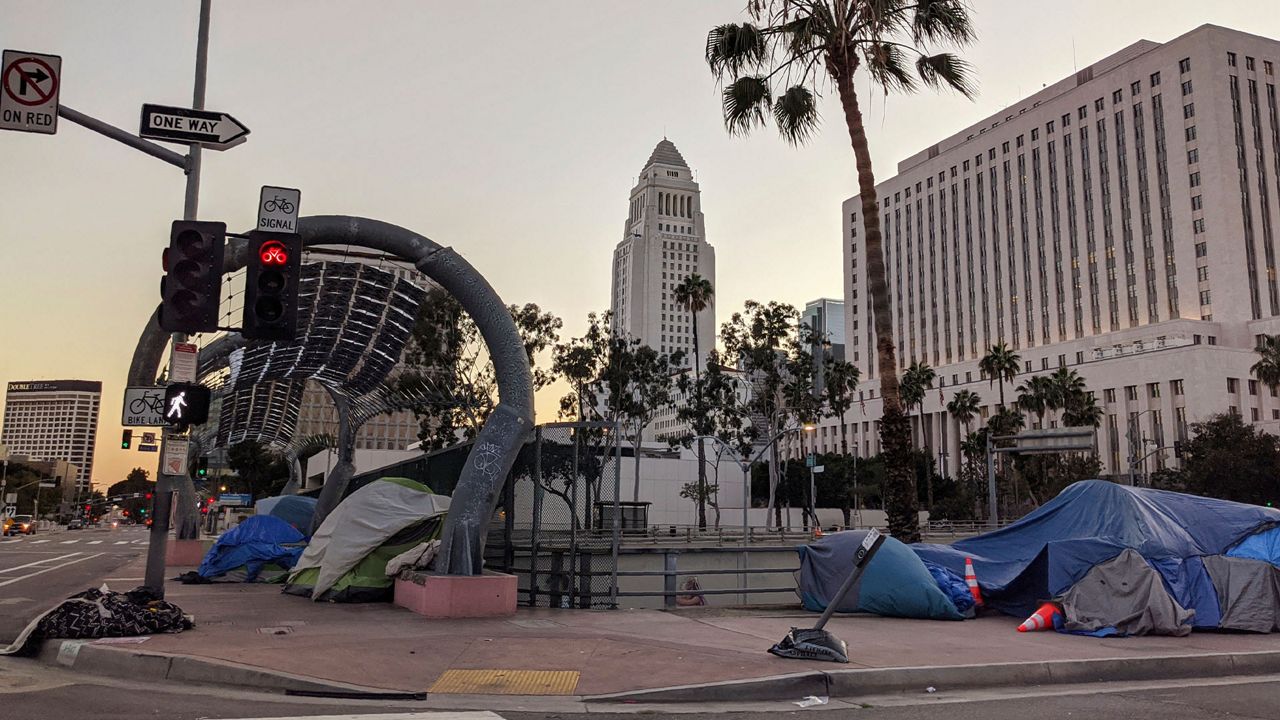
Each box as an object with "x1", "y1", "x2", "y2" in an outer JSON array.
[
  {"x1": 1131, "y1": 80, "x2": 1141, "y2": 96},
  {"x1": 1200, "y1": 290, "x2": 1212, "y2": 305},
  {"x1": 1112, "y1": 89, "x2": 1123, "y2": 104},
  {"x1": 1229, "y1": 405, "x2": 1240, "y2": 417},
  {"x1": 1062, "y1": 113, "x2": 1071, "y2": 127},
  {"x1": 1191, "y1": 195, "x2": 1203, "y2": 211},
  {"x1": 1190, "y1": 172, "x2": 1201, "y2": 187},
  {"x1": 1149, "y1": 382, "x2": 1161, "y2": 398},
  {"x1": 1179, "y1": 58, "x2": 1191, "y2": 74},
  {"x1": 1228, "y1": 52, "x2": 1237, "y2": 67},
  {"x1": 1181, "y1": 80, "x2": 1193, "y2": 95},
  {"x1": 1094, "y1": 97, "x2": 1105, "y2": 112},
  {"x1": 1078, "y1": 105, "x2": 1088, "y2": 120},
  {"x1": 1150, "y1": 71, "x2": 1161, "y2": 86},
  {"x1": 1125, "y1": 385, "x2": 1139, "y2": 401},
  {"x1": 1209, "y1": 336, "x2": 1218, "y2": 345},
  {"x1": 1198, "y1": 266, "x2": 1209, "y2": 281},
  {"x1": 1031, "y1": 128, "x2": 1039, "y2": 141},
  {"x1": 1016, "y1": 135, "x2": 1024, "y2": 148},
  {"x1": 1246, "y1": 56, "x2": 1255, "y2": 71},
  {"x1": 1253, "y1": 407, "x2": 1261, "y2": 422},
  {"x1": 1171, "y1": 379, "x2": 1184, "y2": 395},
  {"x1": 1183, "y1": 103, "x2": 1195, "y2": 119},
  {"x1": 1266, "y1": 61, "x2": 1274, "y2": 76},
  {"x1": 1186, "y1": 125, "x2": 1197, "y2": 141},
  {"x1": 1193, "y1": 218, "x2": 1206, "y2": 234},
  {"x1": 1002, "y1": 141, "x2": 1010, "y2": 153},
  {"x1": 1228, "y1": 378, "x2": 1239, "y2": 393},
  {"x1": 1249, "y1": 379, "x2": 1259, "y2": 395},
  {"x1": 1104, "y1": 388, "x2": 1117, "y2": 403},
  {"x1": 1188, "y1": 149, "x2": 1199, "y2": 164},
  {"x1": 1047, "y1": 120, "x2": 1055, "y2": 134}
]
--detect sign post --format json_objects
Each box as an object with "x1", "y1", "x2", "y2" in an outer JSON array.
[{"x1": 0, "y1": 50, "x2": 61, "y2": 134}]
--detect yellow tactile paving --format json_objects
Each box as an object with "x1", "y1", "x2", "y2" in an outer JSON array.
[{"x1": 429, "y1": 669, "x2": 581, "y2": 695}]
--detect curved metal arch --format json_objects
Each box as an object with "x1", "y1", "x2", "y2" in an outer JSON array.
[{"x1": 128, "y1": 215, "x2": 534, "y2": 575}]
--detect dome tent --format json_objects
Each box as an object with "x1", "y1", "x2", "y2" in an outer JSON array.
[
  {"x1": 283, "y1": 477, "x2": 449, "y2": 602},
  {"x1": 196, "y1": 515, "x2": 305, "y2": 583}
]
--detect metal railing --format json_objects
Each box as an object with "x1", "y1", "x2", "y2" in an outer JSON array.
[{"x1": 613, "y1": 547, "x2": 799, "y2": 608}]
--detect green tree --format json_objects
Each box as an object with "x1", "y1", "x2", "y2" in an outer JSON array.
[
  {"x1": 1015, "y1": 375, "x2": 1051, "y2": 427},
  {"x1": 627, "y1": 344, "x2": 678, "y2": 501},
  {"x1": 704, "y1": 0, "x2": 976, "y2": 543},
  {"x1": 901, "y1": 360, "x2": 937, "y2": 505},
  {"x1": 401, "y1": 291, "x2": 561, "y2": 448},
  {"x1": 1175, "y1": 413, "x2": 1280, "y2": 506},
  {"x1": 946, "y1": 389, "x2": 981, "y2": 433},
  {"x1": 226, "y1": 441, "x2": 290, "y2": 500},
  {"x1": 1062, "y1": 391, "x2": 1103, "y2": 428},
  {"x1": 1252, "y1": 334, "x2": 1280, "y2": 391},
  {"x1": 979, "y1": 343, "x2": 1020, "y2": 410},
  {"x1": 673, "y1": 274, "x2": 715, "y2": 529},
  {"x1": 822, "y1": 358, "x2": 860, "y2": 524},
  {"x1": 673, "y1": 351, "x2": 755, "y2": 528}
]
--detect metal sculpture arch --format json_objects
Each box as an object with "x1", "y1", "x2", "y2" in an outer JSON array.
[{"x1": 129, "y1": 216, "x2": 534, "y2": 575}]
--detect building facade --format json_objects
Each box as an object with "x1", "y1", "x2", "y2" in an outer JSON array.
[
  {"x1": 819, "y1": 25, "x2": 1280, "y2": 479},
  {"x1": 610, "y1": 139, "x2": 717, "y2": 368},
  {"x1": 1, "y1": 380, "x2": 101, "y2": 493}
]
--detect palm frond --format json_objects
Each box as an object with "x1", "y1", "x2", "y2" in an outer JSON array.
[
  {"x1": 862, "y1": 42, "x2": 916, "y2": 94},
  {"x1": 722, "y1": 75, "x2": 772, "y2": 136},
  {"x1": 773, "y1": 84, "x2": 819, "y2": 145},
  {"x1": 916, "y1": 52, "x2": 977, "y2": 98},
  {"x1": 912, "y1": 0, "x2": 977, "y2": 46},
  {"x1": 706, "y1": 23, "x2": 768, "y2": 78}
]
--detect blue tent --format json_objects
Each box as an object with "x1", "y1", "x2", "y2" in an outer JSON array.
[
  {"x1": 914, "y1": 480, "x2": 1280, "y2": 625},
  {"x1": 197, "y1": 515, "x2": 307, "y2": 582},
  {"x1": 255, "y1": 495, "x2": 317, "y2": 535}
]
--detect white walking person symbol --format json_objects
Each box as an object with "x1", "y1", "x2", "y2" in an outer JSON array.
[{"x1": 166, "y1": 391, "x2": 188, "y2": 420}]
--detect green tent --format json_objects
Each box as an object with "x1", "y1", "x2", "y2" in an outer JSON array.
[{"x1": 283, "y1": 477, "x2": 449, "y2": 602}]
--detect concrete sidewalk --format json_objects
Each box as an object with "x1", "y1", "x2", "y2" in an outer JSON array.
[{"x1": 35, "y1": 560, "x2": 1280, "y2": 702}]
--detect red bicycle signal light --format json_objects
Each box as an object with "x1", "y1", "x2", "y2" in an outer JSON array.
[{"x1": 259, "y1": 240, "x2": 289, "y2": 266}]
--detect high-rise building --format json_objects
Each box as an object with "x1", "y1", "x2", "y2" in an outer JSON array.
[
  {"x1": 611, "y1": 139, "x2": 717, "y2": 370},
  {"x1": 1, "y1": 380, "x2": 101, "y2": 493},
  {"x1": 804, "y1": 298, "x2": 847, "y2": 398},
  {"x1": 821, "y1": 25, "x2": 1280, "y2": 479}
]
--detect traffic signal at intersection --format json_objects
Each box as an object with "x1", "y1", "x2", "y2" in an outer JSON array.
[
  {"x1": 159, "y1": 220, "x2": 226, "y2": 333},
  {"x1": 162, "y1": 382, "x2": 212, "y2": 429},
  {"x1": 242, "y1": 231, "x2": 301, "y2": 341},
  {"x1": 121, "y1": 429, "x2": 132, "y2": 449}
]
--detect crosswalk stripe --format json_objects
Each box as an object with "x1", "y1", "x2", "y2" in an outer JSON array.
[
  {"x1": 88, "y1": 540, "x2": 102, "y2": 545},
  {"x1": 115, "y1": 541, "x2": 130, "y2": 545},
  {"x1": 59, "y1": 540, "x2": 78, "y2": 544},
  {"x1": 29, "y1": 539, "x2": 49, "y2": 544},
  {"x1": 220, "y1": 713, "x2": 505, "y2": 720}
]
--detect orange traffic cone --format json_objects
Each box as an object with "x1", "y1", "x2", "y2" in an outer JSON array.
[
  {"x1": 1017, "y1": 601, "x2": 1062, "y2": 632},
  {"x1": 964, "y1": 557, "x2": 984, "y2": 608},
  {"x1": 813, "y1": 527, "x2": 824, "y2": 539}
]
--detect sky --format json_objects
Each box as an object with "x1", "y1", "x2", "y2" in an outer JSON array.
[{"x1": 2, "y1": 1, "x2": 1278, "y2": 491}]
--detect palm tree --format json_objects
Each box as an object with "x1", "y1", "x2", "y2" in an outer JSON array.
[
  {"x1": 901, "y1": 361, "x2": 936, "y2": 506},
  {"x1": 1015, "y1": 375, "x2": 1051, "y2": 428},
  {"x1": 1046, "y1": 367, "x2": 1087, "y2": 419},
  {"x1": 947, "y1": 389, "x2": 981, "y2": 433},
  {"x1": 1062, "y1": 392, "x2": 1104, "y2": 428},
  {"x1": 1252, "y1": 334, "x2": 1280, "y2": 391},
  {"x1": 705, "y1": 0, "x2": 976, "y2": 543},
  {"x1": 673, "y1": 274, "x2": 714, "y2": 529},
  {"x1": 979, "y1": 343, "x2": 1021, "y2": 410},
  {"x1": 822, "y1": 358, "x2": 860, "y2": 525}
]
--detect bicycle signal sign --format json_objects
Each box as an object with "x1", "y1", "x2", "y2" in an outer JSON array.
[
  {"x1": 258, "y1": 185, "x2": 300, "y2": 233},
  {"x1": 0, "y1": 50, "x2": 61, "y2": 135},
  {"x1": 122, "y1": 386, "x2": 167, "y2": 427}
]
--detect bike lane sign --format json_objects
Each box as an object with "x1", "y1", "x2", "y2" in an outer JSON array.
[
  {"x1": 258, "y1": 185, "x2": 300, "y2": 233},
  {"x1": 122, "y1": 386, "x2": 166, "y2": 427}
]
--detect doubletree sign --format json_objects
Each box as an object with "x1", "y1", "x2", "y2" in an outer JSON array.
[{"x1": 162, "y1": 383, "x2": 211, "y2": 428}]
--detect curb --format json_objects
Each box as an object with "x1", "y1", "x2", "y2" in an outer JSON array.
[
  {"x1": 590, "y1": 650, "x2": 1280, "y2": 703},
  {"x1": 35, "y1": 639, "x2": 397, "y2": 696}
]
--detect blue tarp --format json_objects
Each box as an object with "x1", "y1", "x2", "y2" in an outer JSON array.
[
  {"x1": 198, "y1": 515, "x2": 306, "y2": 582},
  {"x1": 798, "y1": 530, "x2": 966, "y2": 620},
  {"x1": 1228, "y1": 525, "x2": 1280, "y2": 566},
  {"x1": 913, "y1": 480, "x2": 1280, "y2": 618},
  {"x1": 256, "y1": 495, "x2": 318, "y2": 535}
]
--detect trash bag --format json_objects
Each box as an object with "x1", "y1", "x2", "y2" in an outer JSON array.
[{"x1": 33, "y1": 587, "x2": 193, "y2": 641}]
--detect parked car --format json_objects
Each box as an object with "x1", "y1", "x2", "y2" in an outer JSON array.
[
  {"x1": 67, "y1": 518, "x2": 84, "y2": 530},
  {"x1": 3, "y1": 515, "x2": 36, "y2": 536}
]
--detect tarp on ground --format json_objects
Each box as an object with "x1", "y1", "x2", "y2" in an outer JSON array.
[
  {"x1": 283, "y1": 477, "x2": 449, "y2": 602},
  {"x1": 1202, "y1": 555, "x2": 1280, "y2": 633},
  {"x1": 913, "y1": 480, "x2": 1280, "y2": 618},
  {"x1": 197, "y1": 515, "x2": 305, "y2": 582},
  {"x1": 1059, "y1": 549, "x2": 1195, "y2": 636},
  {"x1": 797, "y1": 529, "x2": 966, "y2": 620},
  {"x1": 255, "y1": 495, "x2": 318, "y2": 535}
]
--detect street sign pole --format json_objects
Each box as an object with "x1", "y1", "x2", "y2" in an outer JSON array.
[{"x1": 146, "y1": 0, "x2": 211, "y2": 600}]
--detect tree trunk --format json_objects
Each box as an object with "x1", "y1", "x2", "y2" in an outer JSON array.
[
  {"x1": 839, "y1": 408, "x2": 851, "y2": 526},
  {"x1": 691, "y1": 305, "x2": 708, "y2": 530},
  {"x1": 765, "y1": 419, "x2": 779, "y2": 527},
  {"x1": 833, "y1": 56, "x2": 917, "y2": 543},
  {"x1": 632, "y1": 422, "x2": 643, "y2": 503}
]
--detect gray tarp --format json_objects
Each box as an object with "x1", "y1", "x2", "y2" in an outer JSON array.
[
  {"x1": 1201, "y1": 555, "x2": 1280, "y2": 633},
  {"x1": 1059, "y1": 549, "x2": 1195, "y2": 636}
]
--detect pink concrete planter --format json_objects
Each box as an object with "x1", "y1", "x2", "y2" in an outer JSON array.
[
  {"x1": 394, "y1": 571, "x2": 517, "y2": 619},
  {"x1": 164, "y1": 538, "x2": 207, "y2": 567}
]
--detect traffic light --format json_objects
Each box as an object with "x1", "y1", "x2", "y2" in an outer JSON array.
[
  {"x1": 159, "y1": 220, "x2": 226, "y2": 333},
  {"x1": 242, "y1": 230, "x2": 302, "y2": 341},
  {"x1": 1173, "y1": 440, "x2": 1185, "y2": 459},
  {"x1": 195, "y1": 457, "x2": 209, "y2": 477},
  {"x1": 162, "y1": 382, "x2": 212, "y2": 428},
  {"x1": 121, "y1": 429, "x2": 132, "y2": 449}
]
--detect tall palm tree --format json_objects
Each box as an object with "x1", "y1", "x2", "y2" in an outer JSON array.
[
  {"x1": 979, "y1": 343, "x2": 1021, "y2": 410},
  {"x1": 1062, "y1": 391, "x2": 1103, "y2": 428},
  {"x1": 1015, "y1": 375, "x2": 1051, "y2": 428},
  {"x1": 901, "y1": 361, "x2": 936, "y2": 506},
  {"x1": 673, "y1": 274, "x2": 714, "y2": 529},
  {"x1": 705, "y1": 0, "x2": 977, "y2": 543},
  {"x1": 822, "y1": 358, "x2": 860, "y2": 525},
  {"x1": 1252, "y1": 334, "x2": 1280, "y2": 390},
  {"x1": 1046, "y1": 367, "x2": 1087, "y2": 418},
  {"x1": 947, "y1": 389, "x2": 981, "y2": 433}
]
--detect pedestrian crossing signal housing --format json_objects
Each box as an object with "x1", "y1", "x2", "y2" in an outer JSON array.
[
  {"x1": 159, "y1": 220, "x2": 226, "y2": 333},
  {"x1": 242, "y1": 230, "x2": 301, "y2": 341},
  {"x1": 162, "y1": 382, "x2": 211, "y2": 428}
]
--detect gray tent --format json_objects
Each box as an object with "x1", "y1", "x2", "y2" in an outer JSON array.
[
  {"x1": 1202, "y1": 555, "x2": 1280, "y2": 633},
  {"x1": 1059, "y1": 549, "x2": 1195, "y2": 637}
]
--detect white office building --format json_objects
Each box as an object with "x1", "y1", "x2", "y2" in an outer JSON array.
[
  {"x1": 1, "y1": 380, "x2": 101, "y2": 493},
  {"x1": 814, "y1": 25, "x2": 1280, "y2": 478}
]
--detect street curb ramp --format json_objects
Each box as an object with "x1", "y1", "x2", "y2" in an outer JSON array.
[
  {"x1": 590, "y1": 650, "x2": 1280, "y2": 703},
  {"x1": 36, "y1": 640, "x2": 392, "y2": 695}
]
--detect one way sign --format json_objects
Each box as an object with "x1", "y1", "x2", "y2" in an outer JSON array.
[{"x1": 139, "y1": 103, "x2": 249, "y2": 150}]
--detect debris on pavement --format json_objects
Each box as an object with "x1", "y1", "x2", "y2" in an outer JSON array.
[{"x1": 795, "y1": 695, "x2": 830, "y2": 707}]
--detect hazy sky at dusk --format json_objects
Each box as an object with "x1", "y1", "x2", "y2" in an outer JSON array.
[{"x1": 2, "y1": 1, "x2": 1277, "y2": 489}]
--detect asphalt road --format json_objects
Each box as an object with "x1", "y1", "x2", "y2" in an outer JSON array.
[{"x1": 0, "y1": 525, "x2": 150, "y2": 643}]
